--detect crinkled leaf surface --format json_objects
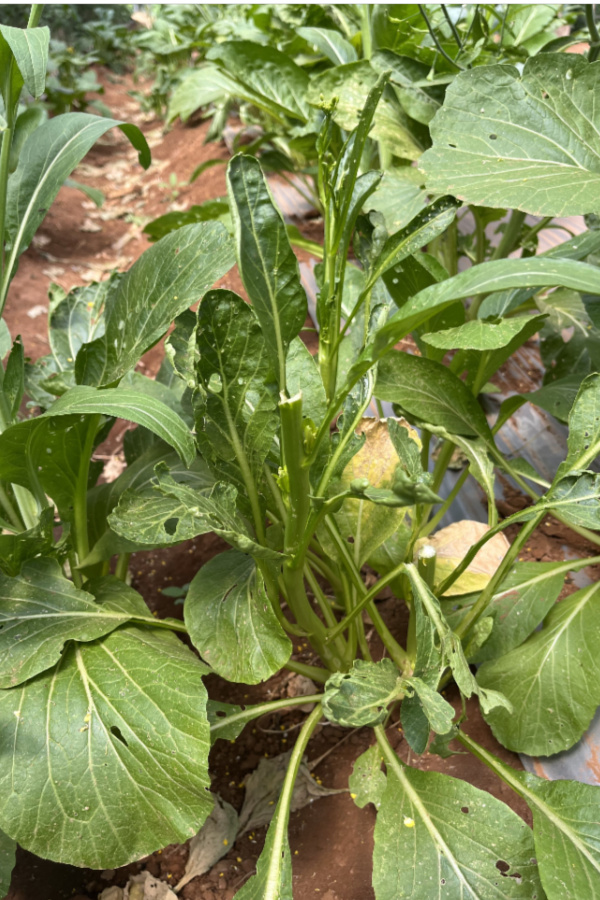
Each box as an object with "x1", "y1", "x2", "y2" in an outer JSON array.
[
  {"x1": 194, "y1": 289, "x2": 278, "y2": 501},
  {"x1": 185, "y1": 550, "x2": 291, "y2": 684},
  {"x1": 308, "y1": 61, "x2": 423, "y2": 159},
  {"x1": 75, "y1": 223, "x2": 234, "y2": 386},
  {"x1": 0, "y1": 625, "x2": 212, "y2": 868},
  {"x1": 227, "y1": 156, "x2": 306, "y2": 387},
  {"x1": 373, "y1": 763, "x2": 543, "y2": 900},
  {"x1": 0, "y1": 559, "x2": 156, "y2": 688},
  {"x1": 322, "y1": 659, "x2": 403, "y2": 728},
  {"x1": 109, "y1": 470, "x2": 279, "y2": 561},
  {"x1": 0, "y1": 506, "x2": 54, "y2": 577},
  {"x1": 421, "y1": 54, "x2": 600, "y2": 216},
  {"x1": 6, "y1": 114, "x2": 149, "y2": 274},
  {"x1": 478, "y1": 581, "x2": 600, "y2": 755},
  {"x1": 546, "y1": 473, "x2": 600, "y2": 529}
]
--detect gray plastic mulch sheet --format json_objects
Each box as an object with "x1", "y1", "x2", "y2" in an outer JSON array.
[{"x1": 290, "y1": 209, "x2": 600, "y2": 786}]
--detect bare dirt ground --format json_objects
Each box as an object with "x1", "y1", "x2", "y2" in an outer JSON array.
[{"x1": 7, "y1": 67, "x2": 599, "y2": 900}]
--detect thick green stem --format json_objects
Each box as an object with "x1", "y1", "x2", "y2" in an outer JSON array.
[
  {"x1": 0, "y1": 481, "x2": 24, "y2": 531},
  {"x1": 587, "y1": 5, "x2": 600, "y2": 62},
  {"x1": 115, "y1": 552, "x2": 130, "y2": 582}
]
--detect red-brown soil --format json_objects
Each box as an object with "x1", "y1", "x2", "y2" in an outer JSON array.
[{"x1": 6, "y1": 68, "x2": 597, "y2": 900}]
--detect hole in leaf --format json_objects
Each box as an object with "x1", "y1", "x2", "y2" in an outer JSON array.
[
  {"x1": 496, "y1": 860, "x2": 510, "y2": 876},
  {"x1": 489, "y1": 133, "x2": 498, "y2": 140},
  {"x1": 164, "y1": 518, "x2": 179, "y2": 536},
  {"x1": 110, "y1": 725, "x2": 129, "y2": 747},
  {"x1": 461, "y1": 806, "x2": 469, "y2": 814},
  {"x1": 216, "y1": 710, "x2": 227, "y2": 718},
  {"x1": 440, "y1": 879, "x2": 446, "y2": 885},
  {"x1": 448, "y1": 143, "x2": 456, "y2": 148},
  {"x1": 347, "y1": 536, "x2": 355, "y2": 543}
]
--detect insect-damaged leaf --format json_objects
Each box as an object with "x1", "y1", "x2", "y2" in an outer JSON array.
[
  {"x1": 0, "y1": 625, "x2": 212, "y2": 868},
  {"x1": 0, "y1": 559, "x2": 155, "y2": 688},
  {"x1": 421, "y1": 54, "x2": 600, "y2": 217},
  {"x1": 373, "y1": 762, "x2": 543, "y2": 900},
  {"x1": 185, "y1": 550, "x2": 291, "y2": 684},
  {"x1": 227, "y1": 157, "x2": 307, "y2": 388},
  {"x1": 322, "y1": 659, "x2": 403, "y2": 728},
  {"x1": 194, "y1": 289, "x2": 278, "y2": 505},
  {"x1": 75, "y1": 223, "x2": 235, "y2": 387}
]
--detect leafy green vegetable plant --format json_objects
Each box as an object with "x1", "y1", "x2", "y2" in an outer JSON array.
[{"x1": 2, "y1": 6, "x2": 600, "y2": 900}]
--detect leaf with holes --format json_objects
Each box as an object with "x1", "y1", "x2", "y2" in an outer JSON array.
[
  {"x1": 373, "y1": 758, "x2": 543, "y2": 900},
  {"x1": 0, "y1": 558, "x2": 157, "y2": 688},
  {"x1": 0, "y1": 625, "x2": 212, "y2": 868},
  {"x1": 421, "y1": 54, "x2": 600, "y2": 216}
]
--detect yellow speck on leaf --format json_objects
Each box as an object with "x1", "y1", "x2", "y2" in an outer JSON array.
[
  {"x1": 403, "y1": 817, "x2": 415, "y2": 828},
  {"x1": 350, "y1": 793, "x2": 357, "y2": 799}
]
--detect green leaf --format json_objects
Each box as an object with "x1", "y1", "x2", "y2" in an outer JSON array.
[
  {"x1": 6, "y1": 114, "x2": 149, "y2": 278},
  {"x1": 422, "y1": 315, "x2": 546, "y2": 351},
  {"x1": 167, "y1": 64, "x2": 231, "y2": 124},
  {"x1": 0, "y1": 827, "x2": 15, "y2": 899},
  {"x1": 194, "y1": 289, "x2": 278, "y2": 503},
  {"x1": 349, "y1": 745, "x2": 386, "y2": 810},
  {"x1": 478, "y1": 581, "x2": 600, "y2": 754},
  {"x1": 0, "y1": 625, "x2": 212, "y2": 868},
  {"x1": 444, "y1": 561, "x2": 569, "y2": 664},
  {"x1": 285, "y1": 338, "x2": 327, "y2": 426},
  {"x1": 75, "y1": 223, "x2": 234, "y2": 387},
  {"x1": 308, "y1": 60, "x2": 424, "y2": 159},
  {"x1": 404, "y1": 677, "x2": 455, "y2": 736},
  {"x1": 520, "y1": 774, "x2": 600, "y2": 898},
  {"x1": 546, "y1": 473, "x2": 600, "y2": 529},
  {"x1": 0, "y1": 24, "x2": 49, "y2": 98},
  {"x1": 324, "y1": 419, "x2": 416, "y2": 568},
  {"x1": 297, "y1": 26, "x2": 357, "y2": 65},
  {"x1": 369, "y1": 196, "x2": 459, "y2": 285},
  {"x1": 365, "y1": 168, "x2": 427, "y2": 234},
  {"x1": 108, "y1": 469, "x2": 280, "y2": 561},
  {"x1": 3, "y1": 335, "x2": 24, "y2": 419},
  {"x1": 375, "y1": 352, "x2": 492, "y2": 440},
  {"x1": 526, "y1": 375, "x2": 583, "y2": 424},
  {"x1": 0, "y1": 558, "x2": 151, "y2": 688},
  {"x1": 322, "y1": 659, "x2": 403, "y2": 728},
  {"x1": 366, "y1": 256, "x2": 600, "y2": 373},
  {"x1": 0, "y1": 507, "x2": 54, "y2": 577},
  {"x1": 227, "y1": 155, "x2": 306, "y2": 388},
  {"x1": 373, "y1": 762, "x2": 543, "y2": 900},
  {"x1": 421, "y1": 54, "x2": 600, "y2": 216},
  {"x1": 207, "y1": 41, "x2": 309, "y2": 122},
  {"x1": 372, "y1": 50, "x2": 445, "y2": 125},
  {"x1": 0, "y1": 320, "x2": 10, "y2": 359},
  {"x1": 45, "y1": 386, "x2": 195, "y2": 466},
  {"x1": 404, "y1": 564, "x2": 512, "y2": 718},
  {"x1": 556, "y1": 372, "x2": 600, "y2": 476},
  {"x1": 185, "y1": 550, "x2": 291, "y2": 684}
]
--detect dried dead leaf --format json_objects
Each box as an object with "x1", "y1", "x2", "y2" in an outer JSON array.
[
  {"x1": 175, "y1": 795, "x2": 238, "y2": 892},
  {"x1": 99, "y1": 887, "x2": 124, "y2": 900},
  {"x1": 238, "y1": 751, "x2": 341, "y2": 835},
  {"x1": 123, "y1": 871, "x2": 177, "y2": 900}
]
